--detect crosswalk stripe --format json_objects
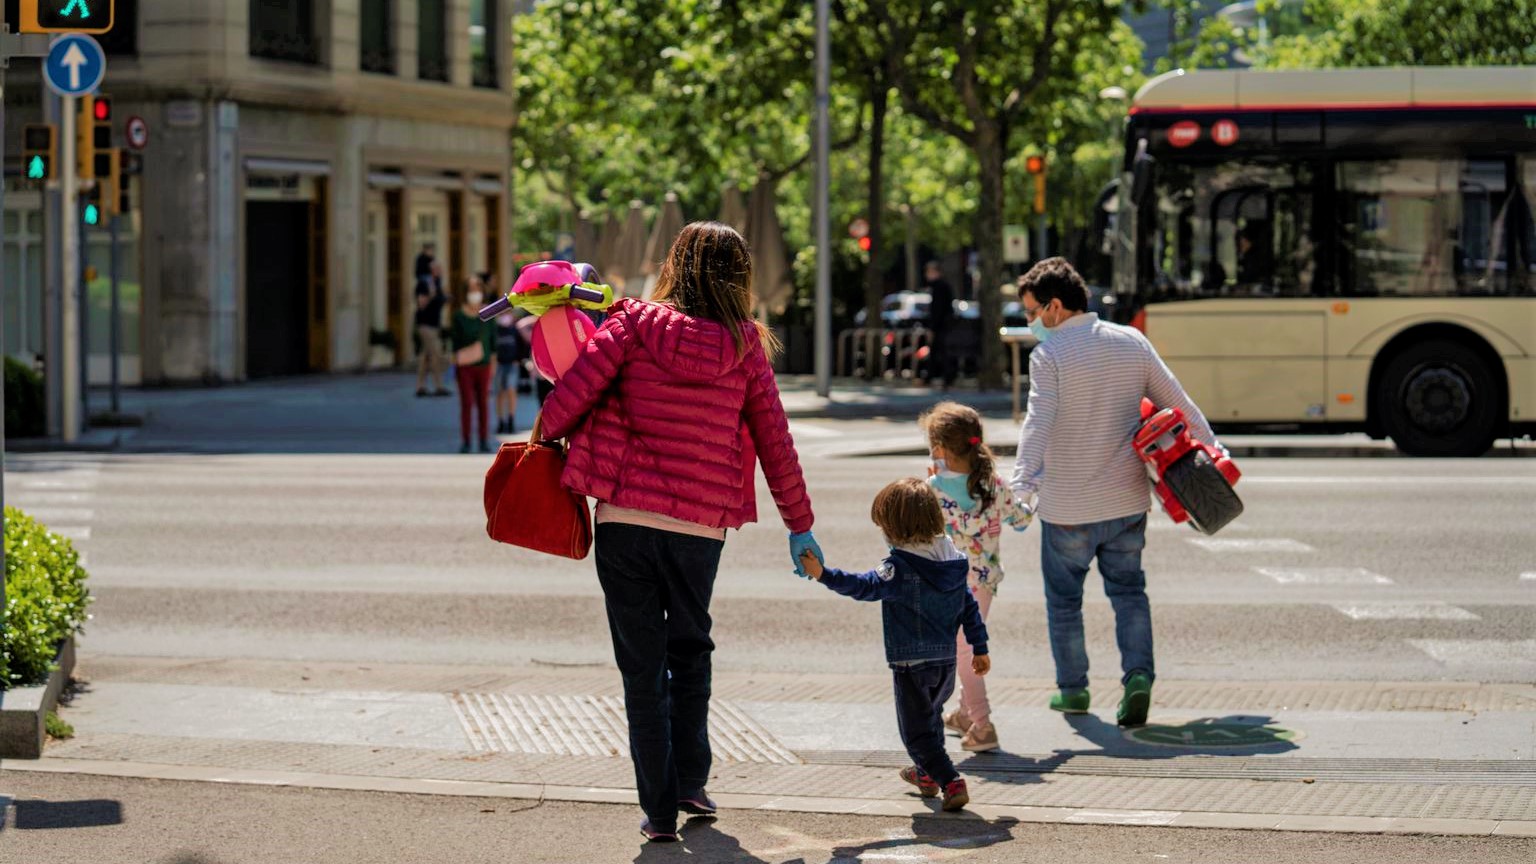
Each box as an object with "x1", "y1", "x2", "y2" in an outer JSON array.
[
  {"x1": 19, "y1": 508, "x2": 95, "y2": 524},
  {"x1": 1332, "y1": 604, "x2": 1479, "y2": 621},
  {"x1": 1255, "y1": 567, "x2": 1393, "y2": 585},
  {"x1": 1188, "y1": 538, "x2": 1313, "y2": 553},
  {"x1": 1521, "y1": 572, "x2": 1536, "y2": 583},
  {"x1": 1409, "y1": 639, "x2": 1536, "y2": 665},
  {"x1": 47, "y1": 526, "x2": 92, "y2": 541}
]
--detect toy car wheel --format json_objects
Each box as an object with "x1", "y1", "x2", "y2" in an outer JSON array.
[{"x1": 1163, "y1": 449, "x2": 1243, "y2": 535}]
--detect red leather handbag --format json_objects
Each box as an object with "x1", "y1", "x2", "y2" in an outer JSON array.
[{"x1": 483, "y1": 414, "x2": 592, "y2": 559}]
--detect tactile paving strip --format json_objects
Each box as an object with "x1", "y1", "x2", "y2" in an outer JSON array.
[
  {"x1": 449, "y1": 692, "x2": 799, "y2": 765},
  {"x1": 36, "y1": 734, "x2": 1536, "y2": 821},
  {"x1": 798, "y1": 751, "x2": 1536, "y2": 786}
]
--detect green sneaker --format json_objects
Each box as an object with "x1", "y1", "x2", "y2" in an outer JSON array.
[
  {"x1": 1049, "y1": 690, "x2": 1090, "y2": 714},
  {"x1": 1117, "y1": 672, "x2": 1153, "y2": 727}
]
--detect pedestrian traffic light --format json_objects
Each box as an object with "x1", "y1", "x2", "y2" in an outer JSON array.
[
  {"x1": 83, "y1": 194, "x2": 101, "y2": 226},
  {"x1": 75, "y1": 94, "x2": 96, "y2": 180},
  {"x1": 857, "y1": 236, "x2": 872, "y2": 252},
  {"x1": 23, "y1": 124, "x2": 58, "y2": 182},
  {"x1": 1025, "y1": 155, "x2": 1046, "y2": 175},
  {"x1": 19, "y1": 0, "x2": 116, "y2": 34}
]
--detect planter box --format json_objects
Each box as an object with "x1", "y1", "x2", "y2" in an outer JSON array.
[{"x1": 0, "y1": 637, "x2": 77, "y2": 759}]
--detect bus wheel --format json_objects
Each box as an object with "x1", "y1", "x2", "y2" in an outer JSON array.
[
  {"x1": 1376, "y1": 340, "x2": 1499, "y2": 457},
  {"x1": 1163, "y1": 449, "x2": 1244, "y2": 535}
]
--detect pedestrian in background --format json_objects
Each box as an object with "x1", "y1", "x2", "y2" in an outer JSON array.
[
  {"x1": 449, "y1": 276, "x2": 496, "y2": 453},
  {"x1": 919, "y1": 402, "x2": 1032, "y2": 753},
  {"x1": 414, "y1": 260, "x2": 450, "y2": 398},
  {"x1": 493, "y1": 310, "x2": 522, "y2": 435},
  {"x1": 923, "y1": 261, "x2": 956, "y2": 389},
  {"x1": 541, "y1": 221, "x2": 820, "y2": 843},
  {"x1": 1010, "y1": 257, "x2": 1222, "y2": 728}
]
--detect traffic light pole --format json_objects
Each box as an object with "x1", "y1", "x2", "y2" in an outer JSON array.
[
  {"x1": 109, "y1": 214, "x2": 119, "y2": 414},
  {"x1": 59, "y1": 95, "x2": 80, "y2": 441}
]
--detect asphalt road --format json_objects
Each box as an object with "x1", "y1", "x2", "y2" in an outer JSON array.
[
  {"x1": 10, "y1": 432, "x2": 1535, "y2": 683},
  {"x1": 4, "y1": 772, "x2": 1531, "y2": 864}
]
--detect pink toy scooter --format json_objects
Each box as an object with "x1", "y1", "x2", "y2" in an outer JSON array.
[{"x1": 479, "y1": 261, "x2": 614, "y2": 382}]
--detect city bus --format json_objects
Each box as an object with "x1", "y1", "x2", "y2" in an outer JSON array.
[{"x1": 1111, "y1": 66, "x2": 1536, "y2": 456}]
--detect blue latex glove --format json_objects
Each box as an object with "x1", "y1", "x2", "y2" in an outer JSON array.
[{"x1": 789, "y1": 531, "x2": 823, "y2": 579}]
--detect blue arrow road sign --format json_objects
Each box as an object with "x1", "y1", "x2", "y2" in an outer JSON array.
[{"x1": 43, "y1": 34, "x2": 107, "y2": 98}]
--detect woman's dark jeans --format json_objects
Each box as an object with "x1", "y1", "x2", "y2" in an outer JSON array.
[{"x1": 594, "y1": 522, "x2": 724, "y2": 832}]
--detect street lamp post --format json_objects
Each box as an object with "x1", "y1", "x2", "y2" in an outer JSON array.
[{"x1": 813, "y1": 0, "x2": 831, "y2": 397}]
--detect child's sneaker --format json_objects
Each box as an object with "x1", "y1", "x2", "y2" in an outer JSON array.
[
  {"x1": 941, "y1": 778, "x2": 970, "y2": 812},
  {"x1": 960, "y1": 720, "x2": 999, "y2": 752},
  {"x1": 942, "y1": 708, "x2": 972, "y2": 735},
  {"x1": 899, "y1": 766, "x2": 940, "y2": 798},
  {"x1": 640, "y1": 819, "x2": 680, "y2": 842}
]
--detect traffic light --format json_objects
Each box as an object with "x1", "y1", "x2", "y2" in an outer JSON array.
[
  {"x1": 83, "y1": 190, "x2": 102, "y2": 226},
  {"x1": 95, "y1": 148, "x2": 123, "y2": 216},
  {"x1": 75, "y1": 94, "x2": 95, "y2": 180},
  {"x1": 92, "y1": 95, "x2": 114, "y2": 172},
  {"x1": 23, "y1": 124, "x2": 58, "y2": 182},
  {"x1": 857, "y1": 236, "x2": 872, "y2": 252},
  {"x1": 1025, "y1": 155, "x2": 1047, "y2": 215},
  {"x1": 19, "y1": 0, "x2": 116, "y2": 34}
]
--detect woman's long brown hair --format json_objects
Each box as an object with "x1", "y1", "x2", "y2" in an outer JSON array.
[{"x1": 649, "y1": 220, "x2": 780, "y2": 357}]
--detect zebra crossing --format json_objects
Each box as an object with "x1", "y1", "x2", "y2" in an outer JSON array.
[{"x1": 6, "y1": 456, "x2": 105, "y2": 568}]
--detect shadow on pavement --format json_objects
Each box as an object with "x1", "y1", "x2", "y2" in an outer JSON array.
[
  {"x1": 637, "y1": 816, "x2": 773, "y2": 863},
  {"x1": 955, "y1": 713, "x2": 1299, "y2": 787},
  {"x1": 831, "y1": 814, "x2": 1019, "y2": 860},
  {"x1": 9, "y1": 798, "x2": 125, "y2": 830}
]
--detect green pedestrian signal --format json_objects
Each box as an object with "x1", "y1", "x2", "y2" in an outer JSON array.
[
  {"x1": 20, "y1": 0, "x2": 114, "y2": 34},
  {"x1": 84, "y1": 203, "x2": 100, "y2": 225},
  {"x1": 28, "y1": 156, "x2": 47, "y2": 180}
]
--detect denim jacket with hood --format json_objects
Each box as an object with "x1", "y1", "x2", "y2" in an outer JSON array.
[{"x1": 818, "y1": 536, "x2": 989, "y2": 667}]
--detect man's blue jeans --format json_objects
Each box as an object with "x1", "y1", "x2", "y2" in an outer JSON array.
[{"x1": 1040, "y1": 513, "x2": 1154, "y2": 693}]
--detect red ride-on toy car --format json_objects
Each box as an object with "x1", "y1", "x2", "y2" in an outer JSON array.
[{"x1": 1134, "y1": 398, "x2": 1244, "y2": 535}]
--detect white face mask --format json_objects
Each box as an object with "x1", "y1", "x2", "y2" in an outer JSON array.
[{"x1": 467, "y1": 292, "x2": 484, "y2": 305}]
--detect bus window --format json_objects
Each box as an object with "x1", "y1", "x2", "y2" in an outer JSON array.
[
  {"x1": 1149, "y1": 161, "x2": 1315, "y2": 301},
  {"x1": 1520, "y1": 157, "x2": 1536, "y2": 294},
  {"x1": 1337, "y1": 159, "x2": 1515, "y2": 297}
]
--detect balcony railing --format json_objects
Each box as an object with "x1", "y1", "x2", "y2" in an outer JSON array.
[
  {"x1": 418, "y1": 55, "x2": 450, "y2": 83},
  {"x1": 251, "y1": 30, "x2": 322, "y2": 65},
  {"x1": 361, "y1": 47, "x2": 396, "y2": 75}
]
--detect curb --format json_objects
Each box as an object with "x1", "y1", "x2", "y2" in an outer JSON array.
[
  {"x1": 836, "y1": 443, "x2": 1536, "y2": 460},
  {"x1": 0, "y1": 638, "x2": 77, "y2": 760},
  {"x1": 7, "y1": 756, "x2": 1534, "y2": 837}
]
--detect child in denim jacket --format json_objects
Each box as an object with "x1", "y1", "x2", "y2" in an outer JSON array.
[{"x1": 800, "y1": 477, "x2": 990, "y2": 811}]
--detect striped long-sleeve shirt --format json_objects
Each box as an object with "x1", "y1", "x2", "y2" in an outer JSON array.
[{"x1": 1010, "y1": 313, "x2": 1219, "y2": 525}]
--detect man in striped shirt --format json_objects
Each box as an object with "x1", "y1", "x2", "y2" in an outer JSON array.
[{"x1": 1009, "y1": 258, "x2": 1220, "y2": 727}]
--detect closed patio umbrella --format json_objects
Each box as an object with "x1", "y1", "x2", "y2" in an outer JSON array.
[
  {"x1": 595, "y1": 211, "x2": 622, "y2": 279},
  {"x1": 746, "y1": 174, "x2": 793, "y2": 315},
  {"x1": 717, "y1": 183, "x2": 748, "y2": 235},
  {"x1": 642, "y1": 192, "x2": 686, "y2": 298},
  {"x1": 610, "y1": 200, "x2": 650, "y2": 298}
]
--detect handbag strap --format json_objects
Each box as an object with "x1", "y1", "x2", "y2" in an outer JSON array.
[{"x1": 530, "y1": 411, "x2": 546, "y2": 444}]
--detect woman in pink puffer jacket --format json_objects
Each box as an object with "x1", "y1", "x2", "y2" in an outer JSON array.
[{"x1": 541, "y1": 221, "x2": 820, "y2": 842}]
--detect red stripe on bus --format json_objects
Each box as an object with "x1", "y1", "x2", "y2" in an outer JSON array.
[{"x1": 1130, "y1": 102, "x2": 1535, "y2": 115}]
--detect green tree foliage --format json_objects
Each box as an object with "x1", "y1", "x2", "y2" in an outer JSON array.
[{"x1": 1256, "y1": 0, "x2": 1536, "y2": 68}]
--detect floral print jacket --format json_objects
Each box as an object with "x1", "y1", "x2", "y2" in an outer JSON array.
[{"x1": 929, "y1": 472, "x2": 1033, "y2": 595}]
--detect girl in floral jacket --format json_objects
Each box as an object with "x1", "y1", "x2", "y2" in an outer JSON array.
[{"x1": 920, "y1": 402, "x2": 1033, "y2": 752}]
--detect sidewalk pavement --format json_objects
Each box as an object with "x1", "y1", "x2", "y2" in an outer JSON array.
[
  {"x1": 13, "y1": 655, "x2": 1536, "y2": 837},
  {"x1": 7, "y1": 372, "x2": 1531, "y2": 458}
]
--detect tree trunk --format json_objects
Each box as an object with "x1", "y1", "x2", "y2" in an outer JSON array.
[
  {"x1": 974, "y1": 119, "x2": 1007, "y2": 389},
  {"x1": 862, "y1": 83, "x2": 889, "y2": 380}
]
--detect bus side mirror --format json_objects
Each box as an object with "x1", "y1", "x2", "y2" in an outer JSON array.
[{"x1": 1130, "y1": 139, "x2": 1154, "y2": 208}]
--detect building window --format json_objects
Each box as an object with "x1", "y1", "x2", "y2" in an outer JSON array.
[
  {"x1": 360, "y1": 0, "x2": 394, "y2": 74},
  {"x1": 470, "y1": 0, "x2": 498, "y2": 88},
  {"x1": 418, "y1": 0, "x2": 449, "y2": 82},
  {"x1": 250, "y1": 0, "x2": 322, "y2": 65}
]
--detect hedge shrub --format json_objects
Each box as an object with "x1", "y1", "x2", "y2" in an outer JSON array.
[
  {"x1": 4, "y1": 357, "x2": 45, "y2": 439},
  {"x1": 2, "y1": 507, "x2": 92, "y2": 689}
]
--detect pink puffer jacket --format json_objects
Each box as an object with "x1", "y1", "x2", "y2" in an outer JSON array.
[{"x1": 541, "y1": 299, "x2": 813, "y2": 533}]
